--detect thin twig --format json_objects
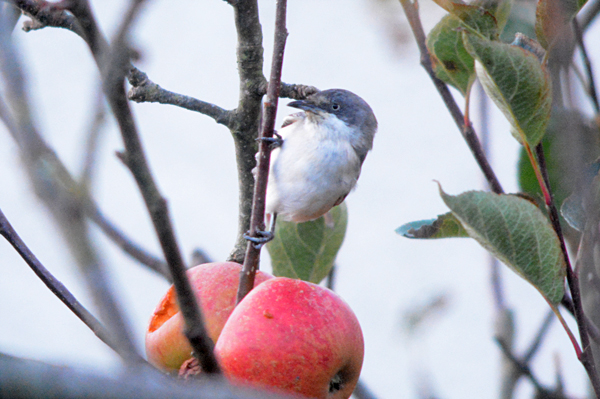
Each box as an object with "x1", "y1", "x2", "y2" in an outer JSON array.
[
  {"x1": 562, "y1": 290, "x2": 600, "y2": 344},
  {"x1": 572, "y1": 18, "x2": 600, "y2": 113},
  {"x1": 127, "y1": 68, "x2": 317, "y2": 126},
  {"x1": 0, "y1": 207, "x2": 121, "y2": 355},
  {"x1": 237, "y1": 0, "x2": 288, "y2": 303},
  {"x1": 524, "y1": 309, "x2": 555, "y2": 362},
  {"x1": 79, "y1": 88, "x2": 107, "y2": 187},
  {"x1": 495, "y1": 337, "x2": 548, "y2": 393},
  {"x1": 127, "y1": 67, "x2": 235, "y2": 127},
  {"x1": 398, "y1": 0, "x2": 504, "y2": 195},
  {"x1": 86, "y1": 203, "x2": 170, "y2": 280}
]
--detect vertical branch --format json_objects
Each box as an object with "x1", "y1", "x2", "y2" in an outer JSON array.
[
  {"x1": 398, "y1": 0, "x2": 504, "y2": 195},
  {"x1": 237, "y1": 0, "x2": 288, "y2": 303},
  {"x1": 227, "y1": 0, "x2": 267, "y2": 264},
  {"x1": 535, "y1": 144, "x2": 600, "y2": 394}
]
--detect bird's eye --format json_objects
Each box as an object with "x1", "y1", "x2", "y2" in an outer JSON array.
[{"x1": 332, "y1": 103, "x2": 340, "y2": 111}]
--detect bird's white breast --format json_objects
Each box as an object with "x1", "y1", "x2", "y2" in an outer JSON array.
[{"x1": 265, "y1": 114, "x2": 362, "y2": 222}]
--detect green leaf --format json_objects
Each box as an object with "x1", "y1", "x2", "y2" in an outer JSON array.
[
  {"x1": 396, "y1": 212, "x2": 469, "y2": 238},
  {"x1": 430, "y1": 1, "x2": 500, "y2": 38},
  {"x1": 474, "y1": 0, "x2": 513, "y2": 32},
  {"x1": 427, "y1": 15, "x2": 476, "y2": 96},
  {"x1": 535, "y1": 0, "x2": 588, "y2": 49},
  {"x1": 463, "y1": 32, "x2": 552, "y2": 147},
  {"x1": 440, "y1": 187, "x2": 566, "y2": 304},
  {"x1": 266, "y1": 202, "x2": 348, "y2": 284}
]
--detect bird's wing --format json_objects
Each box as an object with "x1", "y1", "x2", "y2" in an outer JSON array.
[
  {"x1": 281, "y1": 112, "x2": 304, "y2": 128},
  {"x1": 333, "y1": 193, "x2": 348, "y2": 207}
]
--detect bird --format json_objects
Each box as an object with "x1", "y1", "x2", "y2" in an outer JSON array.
[{"x1": 249, "y1": 88, "x2": 377, "y2": 246}]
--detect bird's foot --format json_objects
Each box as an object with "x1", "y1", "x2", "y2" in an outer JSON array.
[
  {"x1": 243, "y1": 229, "x2": 274, "y2": 249},
  {"x1": 256, "y1": 131, "x2": 283, "y2": 149}
]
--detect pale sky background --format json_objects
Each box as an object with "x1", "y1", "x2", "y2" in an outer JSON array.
[{"x1": 0, "y1": 1, "x2": 599, "y2": 398}]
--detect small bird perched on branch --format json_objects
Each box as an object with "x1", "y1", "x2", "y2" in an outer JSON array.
[{"x1": 248, "y1": 89, "x2": 377, "y2": 247}]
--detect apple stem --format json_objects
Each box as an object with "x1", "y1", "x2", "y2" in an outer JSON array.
[{"x1": 237, "y1": 0, "x2": 289, "y2": 304}]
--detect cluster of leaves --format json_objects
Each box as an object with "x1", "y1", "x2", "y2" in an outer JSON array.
[{"x1": 398, "y1": 0, "x2": 592, "y2": 309}]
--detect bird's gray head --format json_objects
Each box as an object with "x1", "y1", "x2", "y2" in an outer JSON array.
[
  {"x1": 288, "y1": 89, "x2": 377, "y2": 161},
  {"x1": 288, "y1": 89, "x2": 377, "y2": 134}
]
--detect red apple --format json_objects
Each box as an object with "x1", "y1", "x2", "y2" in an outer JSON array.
[
  {"x1": 215, "y1": 277, "x2": 364, "y2": 399},
  {"x1": 145, "y1": 262, "x2": 273, "y2": 372}
]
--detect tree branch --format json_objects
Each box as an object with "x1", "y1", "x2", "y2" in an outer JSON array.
[
  {"x1": 237, "y1": 0, "x2": 288, "y2": 303},
  {"x1": 0, "y1": 352, "x2": 296, "y2": 399},
  {"x1": 0, "y1": 207, "x2": 123, "y2": 356},
  {"x1": 225, "y1": 0, "x2": 267, "y2": 263},
  {"x1": 127, "y1": 67, "x2": 235, "y2": 127},
  {"x1": 126, "y1": 67, "x2": 317, "y2": 127},
  {"x1": 86, "y1": 203, "x2": 170, "y2": 280},
  {"x1": 495, "y1": 337, "x2": 549, "y2": 394},
  {"x1": 10, "y1": 0, "x2": 85, "y2": 37}
]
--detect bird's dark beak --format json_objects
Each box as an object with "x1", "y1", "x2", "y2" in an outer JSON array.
[{"x1": 287, "y1": 100, "x2": 321, "y2": 113}]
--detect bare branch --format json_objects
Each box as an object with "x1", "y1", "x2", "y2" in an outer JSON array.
[
  {"x1": 0, "y1": 207, "x2": 121, "y2": 356},
  {"x1": 86, "y1": 203, "x2": 170, "y2": 280},
  {"x1": 278, "y1": 82, "x2": 318, "y2": 99},
  {"x1": 524, "y1": 309, "x2": 555, "y2": 362},
  {"x1": 10, "y1": 0, "x2": 85, "y2": 36},
  {"x1": 0, "y1": 352, "x2": 297, "y2": 399},
  {"x1": 237, "y1": 0, "x2": 288, "y2": 303},
  {"x1": 495, "y1": 337, "x2": 547, "y2": 393},
  {"x1": 127, "y1": 67, "x2": 235, "y2": 127},
  {"x1": 126, "y1": 67, "x2": 316, "y2": 126},
  {"x1": 79, "y1": 89, "x2": 107, "y2": 186}
]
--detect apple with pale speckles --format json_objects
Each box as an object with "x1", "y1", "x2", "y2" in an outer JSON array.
[{"x1": 215, "y1": 277, "x2": 364, "y2": 399}]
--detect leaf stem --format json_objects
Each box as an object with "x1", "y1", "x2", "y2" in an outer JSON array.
[{"x1": 550, "y1": 304, "x2": 582, "y2": 357}]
